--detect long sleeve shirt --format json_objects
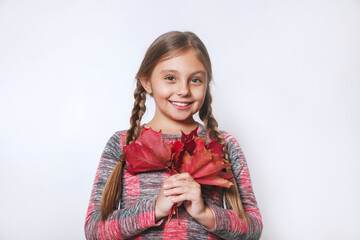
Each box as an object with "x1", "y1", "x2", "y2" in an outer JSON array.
[{"x1": 84, "y1": 124, "x2": 263, "y2": 239}]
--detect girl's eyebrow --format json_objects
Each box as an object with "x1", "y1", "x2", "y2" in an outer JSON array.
[{"x1": 160, "y1": 69, "x2": 206, "y2": 76}]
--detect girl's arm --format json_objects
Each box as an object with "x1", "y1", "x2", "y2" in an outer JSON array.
[
  {"x1": 205, "y1": 131, "x2": 263, "y2": 239},
  {"x1": 84, "y1": 132, "x2": 164, "y2": 240}
]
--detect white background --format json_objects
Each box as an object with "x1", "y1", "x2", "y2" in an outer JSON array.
[{"x1": 0, "y1": 0, "x2": 359, "y2": 239}]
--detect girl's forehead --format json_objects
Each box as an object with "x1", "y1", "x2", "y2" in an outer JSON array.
[
  {"x1": 160, "y1": 48, "x2": 195, "y2": 61},
  {"x1": 156, "y1": 49, "x2": 205, "y2": 69}
]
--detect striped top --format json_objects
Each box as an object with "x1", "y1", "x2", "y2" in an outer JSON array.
[{"x1": 84, "y1": 125, "x2": 263, "y2": 239}]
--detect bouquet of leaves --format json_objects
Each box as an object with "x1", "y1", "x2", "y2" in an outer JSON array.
[{"x1": 123, "y1": 126, "x2": 233, "y2": 223}]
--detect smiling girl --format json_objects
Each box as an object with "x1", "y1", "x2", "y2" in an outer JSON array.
[
  {"x1": 140, "y1": 49, "x2": 207, "y2": 134},
  {"x1": 84, "y1": 31, "x2": 263, "y2": 239}
]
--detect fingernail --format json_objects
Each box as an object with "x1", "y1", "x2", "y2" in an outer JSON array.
[
  {"x1": 164, "y1": 190, "x2": 168, "y2": 195},
  {"x1": 164, "y1": 184, "x2": 168, "y2": 188}
]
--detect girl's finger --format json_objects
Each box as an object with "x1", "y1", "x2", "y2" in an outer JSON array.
[
  {"x1": 171, "y1": 172, "x2": 193, "y2": 182},
  {"x1": 164, "y1": 186, "x2": 188, "y2": 197},
  {"x1": 164, "y1": 184, "x2": 201, "y2": 198},
  {"x1": 164, "y1": 173, "x2": 181, "y2": 183},
  {"x1": 164, "y1": 177, "x2": 198, "y2": 190},
  {"x1": 170, "y1": 193, "x2": 193, "y2": 203}
]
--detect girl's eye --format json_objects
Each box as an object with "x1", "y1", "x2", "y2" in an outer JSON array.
[
  {"x1": 165, "y1": 76, "x2": 176, "y2": 81},
  {"x1": 190, "y1": 78, "x2": 202, "y2": 83}
]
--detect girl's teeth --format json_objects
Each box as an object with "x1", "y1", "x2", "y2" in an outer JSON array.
[{"x1": 171, "y1": 101, "x2": 189, "y2": 106}]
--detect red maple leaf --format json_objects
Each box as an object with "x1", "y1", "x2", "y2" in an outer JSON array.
[
  {"x1": 124, "y1": 126, "x2": 233, "y2": 188},
  {"x1": 170, "y1": 139, "x2": 183, "y2": 173},
  {"x1": 179, "y1": 129, "x2": 233, "y2": 188},
  {"x1": 181, "y1": 126, "x2": 199, "y2": 155},
  {"x1": 206, "y1": 140, "x2": 224, "y2": 156},
  {"x1": 181, "y1": 147, "x2": 233, "y2": 188},
  {"x1": 124, "y1": 127, "x2": 172, "y2": 174}
]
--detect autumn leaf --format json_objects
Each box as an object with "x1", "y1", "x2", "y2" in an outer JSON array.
[
  {"x1": 124, "y1": 127, "x2": 172, "y2": 174},
  {"x1": 181, "y1": 126, "x2": 199, "y2": 155},
  {"x1": 196, "y1": 172, "x2": 233, "y2": 188},
  {"x1": 181, "y1": 148, "x2": 233, "y2": 188},
  {"x1": 206, "y1": 140, "x2": 224, "y2": 156},
  {"x1": 124, "y1": 125, "x2": 233, "y2": 188},
  {"x1": 171, "y1": 140, "x2": 183, "y2": 173},
  {"x1": 218, "y1": 170, "x2": 234, "y2": 180}
]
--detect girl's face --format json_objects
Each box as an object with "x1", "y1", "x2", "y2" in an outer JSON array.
[{"x1": 141, "y1": 49, "x2": 208, "y2": 125}]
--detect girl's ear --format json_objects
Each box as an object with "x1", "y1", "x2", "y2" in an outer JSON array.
[{"x1": 139, "y1": 77, "x2": 152, "y2": 94}]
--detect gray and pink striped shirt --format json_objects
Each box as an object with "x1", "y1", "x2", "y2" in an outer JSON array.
[{"x1": 85, "y1": 124, "x2": 263, "y2": 239}]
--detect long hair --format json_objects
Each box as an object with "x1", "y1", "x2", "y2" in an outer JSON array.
[{"x1": 101, "y1": 31, "x2": 246, "y2": 221}]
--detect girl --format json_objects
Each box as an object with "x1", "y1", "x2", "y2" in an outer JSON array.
[{"x1": 85, "y1": 31, "x2": 263, "y2": 239}]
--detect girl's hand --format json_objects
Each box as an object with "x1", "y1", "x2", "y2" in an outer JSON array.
[
  {"x1": 163, "y1": 173, "x2": 215, "y2": 229},
  {"x1": 155, "y1": 175, "x2": 183, "y2": 221}
]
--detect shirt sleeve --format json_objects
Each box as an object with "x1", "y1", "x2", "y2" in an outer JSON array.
[
  {"x1": 206, "y1": 131, "x2": 263, "y2": 239},
  {"x1": 84, "y1": 132, "x2": 164, "y2": 240}
]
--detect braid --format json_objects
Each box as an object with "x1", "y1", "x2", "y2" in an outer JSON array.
[
  {"x1": 199, "y1": 90, "x2": 222, "y2": 142},
  {"x1": 125, "y1": 81, "x2": 147, "y2": 145},
  {"x1": 101, "y1": 81, "x2": 147, "y2": 221},
  {"x1": 200, "y1": 90, "x2": 247, "y2": 220}
]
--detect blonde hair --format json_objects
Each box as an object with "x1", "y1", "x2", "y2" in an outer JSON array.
[{"x1": 101, "y1": 31, "x2": 246, "y2": 221}]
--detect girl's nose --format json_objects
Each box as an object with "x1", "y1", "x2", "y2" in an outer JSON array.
[{"x1": 176, "y1": 81, "x2": 190, "y2": 96}]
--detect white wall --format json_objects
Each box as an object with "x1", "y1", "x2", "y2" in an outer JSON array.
[{"x1": 0, "y1": 1, "x2": 359, "y2": 239}]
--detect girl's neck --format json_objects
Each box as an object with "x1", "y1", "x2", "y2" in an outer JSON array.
[{"x1": 145, "y1": 119, "x2": 199, "y2": 135}]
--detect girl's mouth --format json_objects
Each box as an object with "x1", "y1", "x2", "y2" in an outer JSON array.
[{"x1": 169, "y1": 101, "x2": 193, "y2": 109}]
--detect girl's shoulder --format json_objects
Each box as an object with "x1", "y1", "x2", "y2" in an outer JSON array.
[
  {"x1": 217, "y1": 128, "x2": 246, "y2": 162},
  {"x1": 219, "y1": 129, "x2": 241, "y2": 148},
  {"x1": 102, "y1": 130, "x2": 127, "y2": 160}
]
